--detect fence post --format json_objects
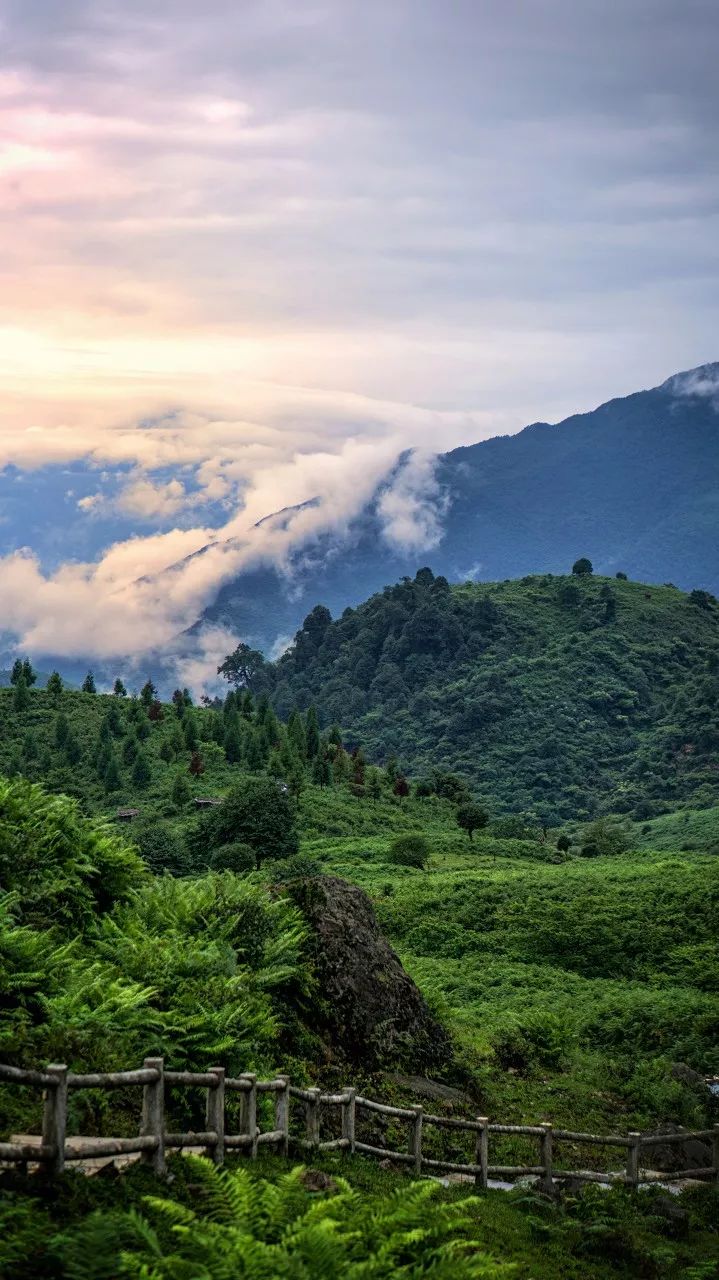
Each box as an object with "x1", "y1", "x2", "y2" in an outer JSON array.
[
  {"x1": 625, "y1": 1132, "x2": 640, "y2": 1188},
  {"x1": 305, "y1": 1087, "x2": 321, "y2": 1149},
  {"x1": 409, "y1": 1105, "x2": 423, "y2": 1175},
  {"x1": 342, "y1": 1087, "x2": 356, "y2": 1156},
  {"x1": 712, "y1": 1124, "x2": 719, "y2": 1184},
  {"x1": 474, "y1": 1117, "x2": 489, "y2": 1190},
  {"x1": 539, "y1": 1123, "x2": 553, "y2": 1193},
  {"x1": 40, "y1": 1064, "x2": 68, "y2": 1176},
  {"x1": 206, "y1": 1067, "x2": 225, "y2": 1165},
  {"x1": 274, "y1": 1076, "x2": 290, "y2": 1158},
  {"x1": 240, "y1": 1074, "x2": 258, "y2": 1159},
  {"x1": 141, "y1": 1057, "x2": 165, "y2": 1175}
]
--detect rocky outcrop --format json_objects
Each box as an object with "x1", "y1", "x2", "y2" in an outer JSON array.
[{"x1": 288, "y1": 876, "x2": 452, "y2": 1071}]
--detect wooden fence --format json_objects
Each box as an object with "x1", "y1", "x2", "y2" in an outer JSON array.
[{"x1": 2, "y1": 1059, "x2": 718, "y2": 1189}]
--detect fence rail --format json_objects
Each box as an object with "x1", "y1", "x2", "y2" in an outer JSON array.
[{"x1": 2, "y1": 1059, "x2": 718, "y2": 1188}]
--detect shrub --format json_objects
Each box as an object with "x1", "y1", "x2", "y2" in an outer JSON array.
[
  {"x1": 389, "y1": 833, "x2": 430, "y2": 869},
  {"x1": 209, "y1": 841, "x2": 256, "y2": 874}
]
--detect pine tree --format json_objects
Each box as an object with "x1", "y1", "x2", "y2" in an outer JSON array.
[
  {"x1": 305, "y1": 705, "x2": 321, "y2": 759},
  {"x1": 224, "y1": 720, "x2": 243, "y2": 765},
  {"x1": 188, "y1": 750, "x2": 205, "y2": 777},
  {"x1": 122, "y1": 734, "x2": 139, "y2": 766},
  {"x1": 21, "y1": 658, "x2": 37, "y2": 686},
  {"x1": 366, "y1": 766, "x2": 383, "y2": 803},
  {"x1": 13, "y1": 678, "x2": 30, "y2": 712},
  {"x1": 131, "y1": 750, "x2": 152, "y2": 789},
  {"x1": 171, "y1": 770, "x2": 191, "y2": 808},
  {"x1": 328, "y1": 723, "x2": 343, "y2": 749},
  {"x1": 245, "y1": 730, "x2": 265, "y2": 772},
  {"x1": 241, "y1": 690, "x2": 255, "y2": 720},
  {"x1": 140, "y1": 679, "x2": 157, "y2": 707},
  {"x1": 104, "y1": 754, "x2": 121, "y2": 793},
  {"x1": 22, "y1": 730, "x2": 38, "y2": 761},
  {"x1": 113, "y1": 677, "x2": 127, "y2": 697},
  {"x1": 106, "y1": 702, "x2": 123, "y2": 734},
  {"x1": 9, "y1": 658, "x2": 23, "y2": 686},
  {"x1": 55, "y1": 711, "x2": 70, "y2": 747},
  {"x1": 65, "y1": 730, "x2": 82, "y2": 765},
  {"x1": 287, "y1": 708, "x2": 307, "y2": 760},
  {"x1": 82, "y1": 670, "x2": 96, "y2": 694},
  {"x1": 311, "y1": 754, "x2": 332, "y2": 788},
  {"x1": 46, "y1": 671, "x2": 63, "y2": 703},
  {"x1": 183, "y1": 713, "x2": 199, "y2": 751},
  {"x1": 159, "y1": 737, "x2": 175, "y2": 763}
]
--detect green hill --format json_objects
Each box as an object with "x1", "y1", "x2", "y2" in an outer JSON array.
[{"x1": 266, "y1": 570, "x2": 719, "y2": 820}]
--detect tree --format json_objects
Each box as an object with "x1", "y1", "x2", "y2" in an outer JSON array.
[
  {"x1": 113, "y1": 677, "x2": 127, "y2": 697},
  {"x1": 571, "y1": 557, "x2": 593, "y2": 576},
  {"x1": 46, "y1": 671, "x2": 63, "y2": 704},
  {"x1": 287, "y1": 708, "x2": 307, "y2": 760},
  {"x1": 389, "y1": 833, "x2": 429, "y2": 868},
  {"x1": 55, "y1": 711, "x2": 70, "y2": 747},
  {"x1": 210, "y1": 842, "x2": 256, "y2": 874},
  {"x1": 305, "y1": 705, "x2": 321, "y2": 760},
  {"x1": 456, "y1": 802, "x2": 489, "y2": 841},
  {"x1": 217, "y1": 642, "x2": 266, "y2": 690},
  {"x1": 183, "y1": 714, "x2": 199, "y2": 752},
  {"x1": 224, "y1": 720, "x2": 243, "y2": 765},
  {"x1": 366, "y1": 766, "x2": 383, "y2": 802},
  {"x1": 393, "y1": 775, "x2": 410, "y2": 804},
  {"x1": 9, "y1": 658, "x2": 23, "y2": 685},
  {"x1": 556, "y1": 833, "x2": 571, "y2": 852},
  {"x1": 191, "y1": 777, "x2": 298, "y2": 870},
  {"x1": 104, "y1": 754, "x2": 122, "y2": 794},
  {"x1": 171, "y1": 770, "x2": 192, "y2": 809},
  {"x1": 615, "y1": 571, "x2": 628, "y2": 581},
  {"x1": 312, "y1": 754, "x2": 332, "y2": 788},
  {"x1": 140, "y1": 679, "x2": 157, "y2": 707},
  {"x1": 148, "y1": 700, "x2": 164, "y2": 722},
  {"x1": 21, "y1": 658, "x2": 37, "y2": 686},
  {"x1": 82, "y1": 670, "x2": 96, "y2": 694},
  {"x1": 123, "y1": 733, "x2": 140, "y2": 766},
  {"x1": 188, "y1": 751, "x2": 205, "y2": 777},
  {"x1": 131, "y1": 751, "x2": 152, "y2": 790},
  {"x1": 12, "y1": 678, "x2": 30, "y2": 713},
  {"x1": 64, "y1": 729, "x2": 82, "y2": 766}
]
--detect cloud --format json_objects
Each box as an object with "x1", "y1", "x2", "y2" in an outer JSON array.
[
  {"x1": 665, "y1": 363, "x2": 719, "y2": 408},
  {"x1": 377, "y1": 451, "x2": 448, "y2": 554},
  {"x1": 0, "y1": 0, "x2": 717, "y2": 679}
]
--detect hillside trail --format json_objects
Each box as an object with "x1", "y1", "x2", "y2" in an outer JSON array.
[{"x1": 8, "y1": 1133, "x2": 696, "y2": 1195}]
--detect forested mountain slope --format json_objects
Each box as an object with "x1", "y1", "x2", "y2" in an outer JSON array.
[
  {"x1": 267, "y1": 571, "x2": 719, "y2": 820},
  {"x1": 197, "y1": 364, "x2": 719, "y2": 655}
]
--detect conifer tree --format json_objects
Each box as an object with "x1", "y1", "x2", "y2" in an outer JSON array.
[
  {"x1": 171, "y1": 770, "x2": 191, "y2": 808},
  {"x1": 132, "y1": 750, "x2": 152, "y2": 789},
  {"x1": 104, "y1": 754, "x2": 121, "y2": 793},
  {"x1": 224, "y1": 720, "x2": 243, "y2": 765},
  {"x1": 122, "y1": 734, "x2": 139, "y2": 766},
  {"x1": 46, "y1": 671, "x2": 64, "y2": 703},
  {"x1": 21, "y1": 658, "x2": 37, "y2": 686},
  {"x1": 55, "y1": 711, "x2": 70, "y2": 747},
  {"x1": 240, "y1": 690, "x2": 254, "y2": 720},
  {"x1": 140, "y1": 679, "x2": 157, "y2": 707},
  {"x1": 287, "y1": 708, "x2": 307, "y2": 759},
  {"x1": 245, "y1": 730, "x2": 265, "y2": 772},
  {"x1": 82, "y1": 670, "x2": 96, "y2": 694},
  {"x1": 65, "y1": 729, "x2": 82, "y2": 765},
  {"x1": 113, "y1": 677, "x2": 127, "y2": 697},
  {"x1": 9, "y1": 658, "x2": 23, "y2": 685},
  {"x1": 305, "y1": 705, "x2": 321, "y2": 759},
  {"x1": 13, "y1": 678, "x2": 30, "y2": 712}
]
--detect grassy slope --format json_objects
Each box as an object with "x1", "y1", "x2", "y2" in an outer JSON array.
[
  {"x1": 269, "y1": 573, "x2": 719, "y2": 818},
  {"x1": 1, "y1": 683, "x2": 717, "y2": 1137}
]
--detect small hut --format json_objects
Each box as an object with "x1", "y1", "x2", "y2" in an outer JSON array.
[
  {"x1": 115, "y1": 807, "x2": 140, "y2": 822},
  {"x1": 193, "y1": 796, "x2": 223, "y2": 809}
]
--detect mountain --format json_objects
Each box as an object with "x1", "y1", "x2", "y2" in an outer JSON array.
[
  {"x1": 197, "y1": 363, "x2": 719, "y2": 654},
  {"x1": 264, "y1": 570, "x2": 719, "y2": 820}
]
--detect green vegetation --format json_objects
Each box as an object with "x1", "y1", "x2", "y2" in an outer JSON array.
[
  {"x1": 2, "y1": 570, "x2": 719, "y2": 1276},
  {"x1": 266, "y1": 571, "x2": 719, "y2": 818},
  {"x1": 3, "y1": 1151, "x2": 718, "y2": 1280}
]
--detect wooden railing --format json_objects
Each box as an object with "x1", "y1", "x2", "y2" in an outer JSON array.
[{"x1": 2, "y1": 1059, "x2": 718, "y2": 1188}]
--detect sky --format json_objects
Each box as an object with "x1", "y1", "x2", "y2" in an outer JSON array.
[{"x1": 1, "y1": 0, "x2": 718, "y2": 674}]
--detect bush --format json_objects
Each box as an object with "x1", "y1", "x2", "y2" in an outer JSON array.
[
  {"x1": 187, "y1": 777, "x2": 299, "y2": 869},
  {"x1": 269, "y1": 852, "x2": 322, "y2": 882},
  {"x1": 209, "y1": 841, "x2": 256, "y2": 873},
  {"x1": 389, "y1": 833, "x2": 430, "y2": 869}
]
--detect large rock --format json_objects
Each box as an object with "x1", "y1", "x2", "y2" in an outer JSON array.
[{"x1": 289, "y1": 876, "x2": 452, "y2": 1071}]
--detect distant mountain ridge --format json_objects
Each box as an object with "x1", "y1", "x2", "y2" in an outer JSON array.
[{"x1": 197, "y1": 362, "x2": 719, "y2": 654}]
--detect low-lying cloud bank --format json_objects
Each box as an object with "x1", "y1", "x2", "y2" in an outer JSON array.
[{"x1": 0, "y1": 388, "x2": 468, "y2": 682}]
